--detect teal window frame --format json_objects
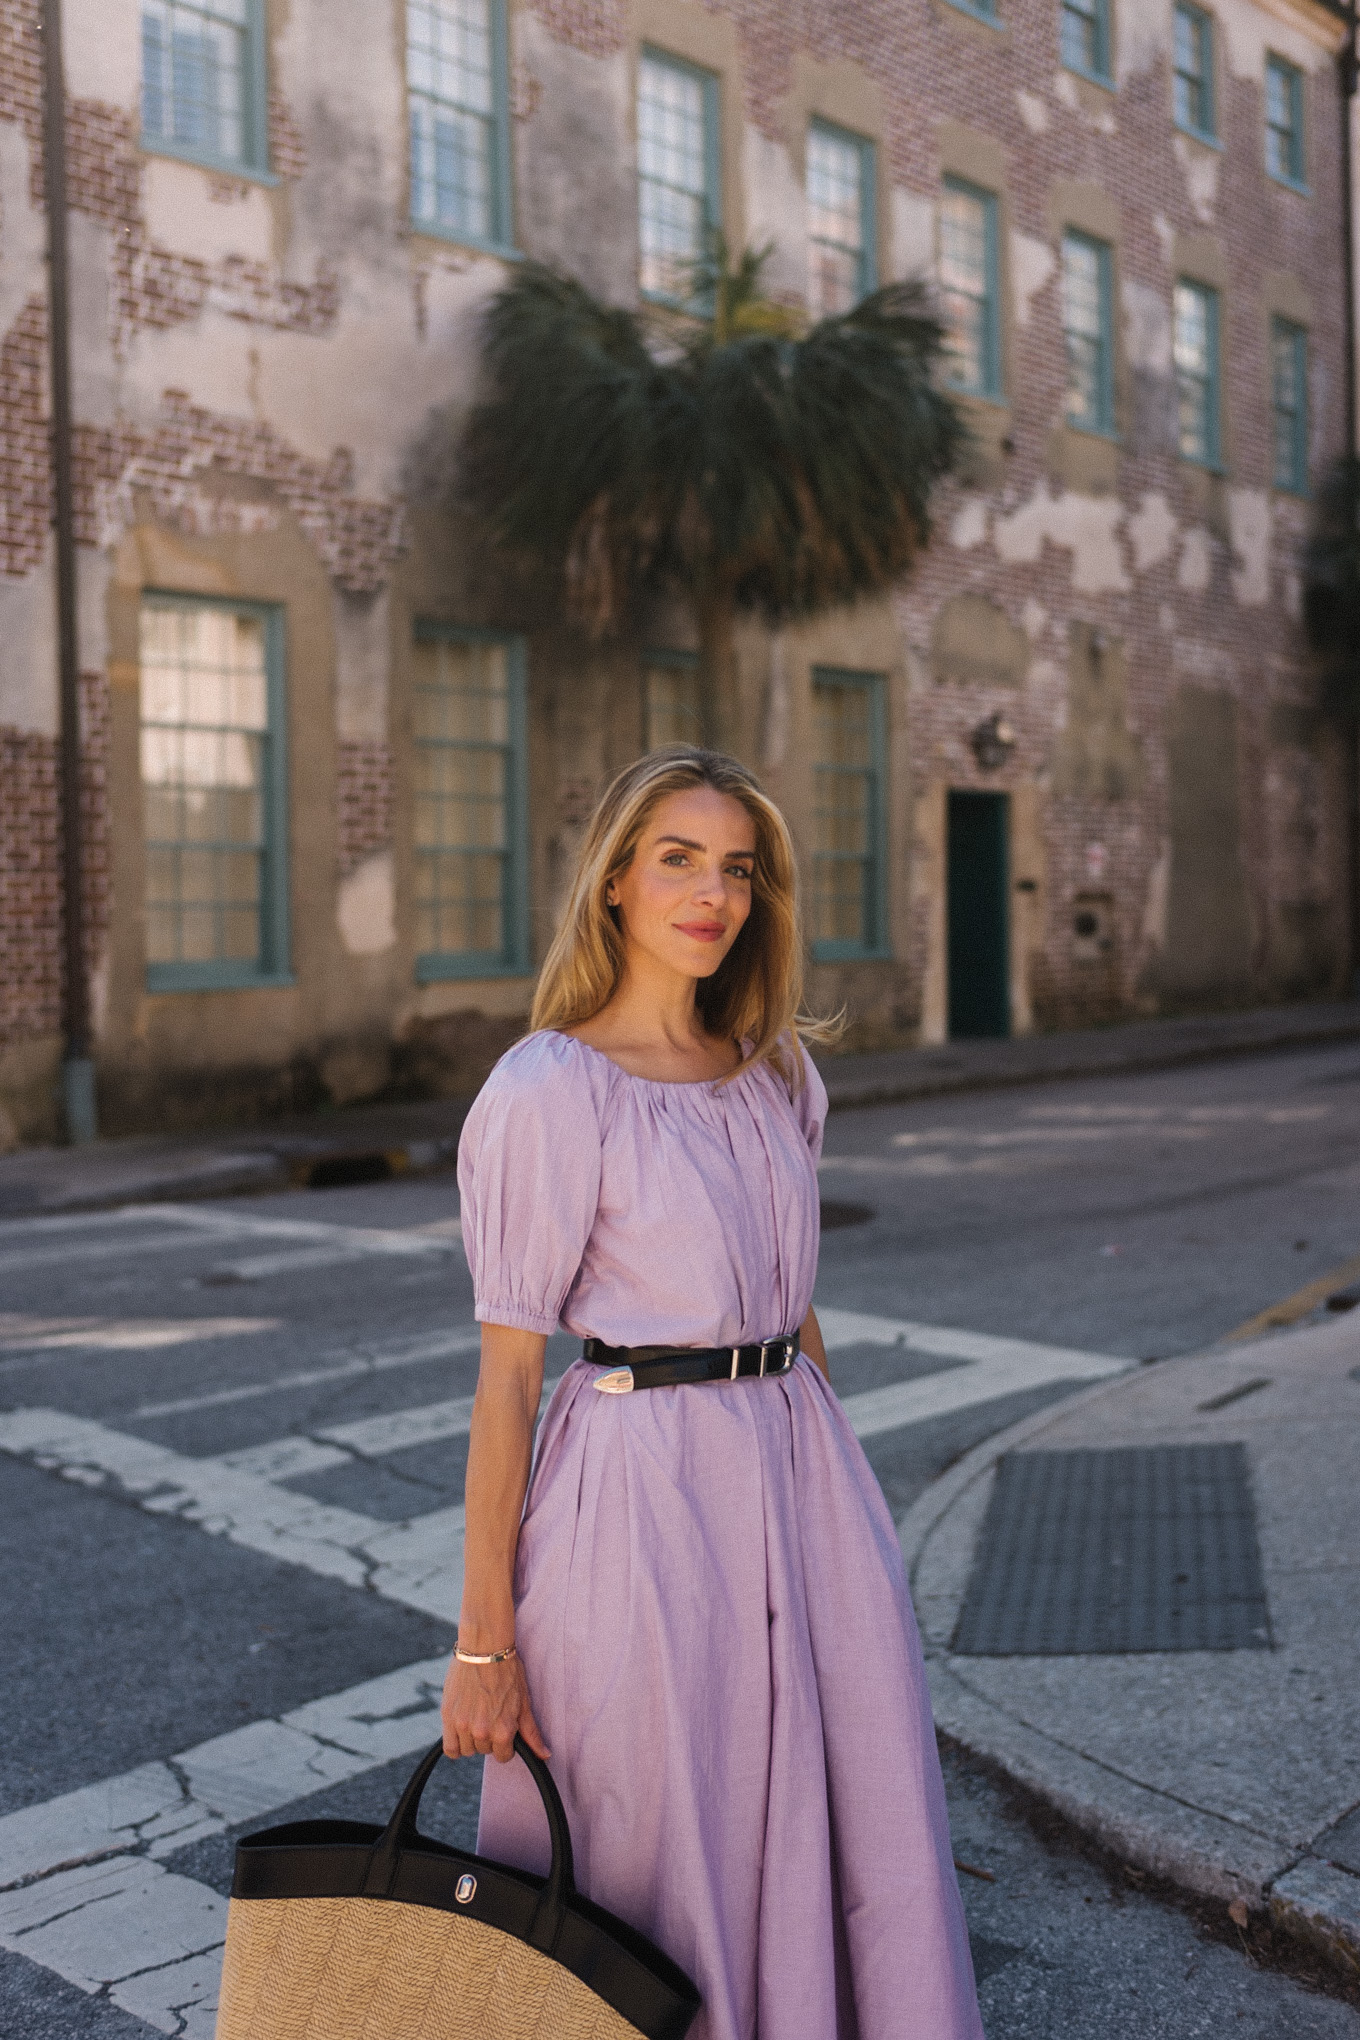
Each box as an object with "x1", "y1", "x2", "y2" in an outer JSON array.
[
  {"x1": 637, "y1": 46, "x2": 721, "y2": 310},
  {"x1": 1060, "y1": 0, "x2": 1112, "y2": 84},
  {"x1": 1061, "y1": 229, "x2": 1116, "y2": 438},
  {"x1": 806, "y1": 118, "x2": 878, "y2": 317},
  {"x1": 643, "y1": 648, "x2": 705, "y2": 750},
  {"x1": 140, "y1": 0, "x2": 275, "y2": 181},
  {"x1": 412, "y1": 621, "x2": 529, "y2": 984},
  {"x1": 141, "y1": 591, "x2": 291, "y2": 995},
  {"x1": 810, "y1": 668, "x2": 889, "y2": 965},
  {"x1": 942, "y1": 0, "x2": 1000, "y2": 22},
  {"x1": 406, "y1": 0, "x2": 515, "y2": 257},
  {"x1": 1174, "y1": 277, "x2": 1223, "y2": 470},
  {"x1": 1173, "y1": 2, "x2": 1218, "y2": 144},
  {"x1": 940, "y1": 176, "x2": 1003, "y2": 403},
  {"x1": 1271, "y1": 317, "x2": 1309, "y2": 495},
  {"x1": 1264, "y1": 54, "x2": 1307, "y2": 191}
]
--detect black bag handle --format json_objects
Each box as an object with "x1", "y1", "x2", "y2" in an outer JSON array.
[{"x1": 363, "y1": 1735, "x2": 575, "y2": 1952}]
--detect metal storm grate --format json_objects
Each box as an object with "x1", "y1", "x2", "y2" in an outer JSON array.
[{"x1": 951, "y1": 1444, "x2": 1272, "y2": 1656}]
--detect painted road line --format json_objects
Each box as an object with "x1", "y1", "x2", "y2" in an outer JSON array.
[
  {"x1": 127, "y1": 1202, "x2": 463, "y2": 1261},
  {"x1": 815, "y1": 1304, "x2": 1123, "y2": 1373},
  {"x1": 1220, "y1": 1247, "x2": 1360, "y2": 1344},
  {"x1": 0, "y1": 1409, "x2": 465, "y2": 1621},
  {"x1": 0, "y1": 1318, "x2": 278, "y2": 1365},
  {"x1": 0, "y1": 1231, "x2": 224, "y2": 1277},
  {"x1": 0, "y1": 1657, "x2": 450, "y2": 2037},
  {"x1": 134, "y1": 1324, "x2": 484, "y2": 1420},
  {"x1": 218, "y1": 1375, "x2": 567, "y2": 1482},
  {"x1": 0, "y1": 1656, "x2": 448, "y2": 1890},
  {"x1": 838, "y1": 1352, "x2": 1127, "y2": 1440},
  {"x1": 0, "y1": 1855, "x2": 226, "y2": 2036}
]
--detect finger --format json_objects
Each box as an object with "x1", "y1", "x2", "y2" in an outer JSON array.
[
  {"x1": 457, "y1": 1727, "x2": 480, "y2": 1759},
  {"x1": 473, "y1": 1735, "x2": 495, "y2": 1757},
  {"x1": 490, "y1": 1731, "x2": 517, "y2": 1764}
]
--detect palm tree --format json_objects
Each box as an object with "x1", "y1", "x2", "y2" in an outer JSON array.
[{"x1": 458, "y1": 245, "x2": 965, "y2": 728}]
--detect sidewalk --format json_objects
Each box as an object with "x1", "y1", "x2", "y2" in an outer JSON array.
[
  {"x1": 901, "y1": 1309, "x2": 1360, "y2": 1978},
  {"x1": 1, "y1": 996, "x2": 1358, "y2": 1219}
]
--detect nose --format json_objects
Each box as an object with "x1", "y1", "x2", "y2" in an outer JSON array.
[{"x1": 690, "y1": 860, "x2": 728, "y2": 906}]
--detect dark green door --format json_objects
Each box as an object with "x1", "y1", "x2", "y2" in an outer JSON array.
[{"x1": 948, "y1": 790, "x2": 1010, "y2": 1038}]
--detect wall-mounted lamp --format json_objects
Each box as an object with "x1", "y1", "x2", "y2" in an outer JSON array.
[{"x1": 970, "y1": 711, "x2": 1016, "y2": 771}]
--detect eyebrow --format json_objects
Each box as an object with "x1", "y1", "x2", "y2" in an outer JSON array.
[{"x1": 655, "y1": 835, "x2": 755, "y2": 859}]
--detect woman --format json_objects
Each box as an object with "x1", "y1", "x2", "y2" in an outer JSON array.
[{"x1": 442, "y1": 747, "x2": 983, "y2": 2040}]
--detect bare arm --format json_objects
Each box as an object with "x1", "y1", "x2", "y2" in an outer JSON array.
[
  {"x1": 801, "y1": 1305, "x2": 829, "y2": 1383},
  {"x1": 441, "y1": 1324, "x2": 551, "y2": 1763}
]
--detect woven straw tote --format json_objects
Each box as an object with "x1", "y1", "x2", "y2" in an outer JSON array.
[{"x1": 214, "y1": 1736, "x2": 700, "y2": 2040}]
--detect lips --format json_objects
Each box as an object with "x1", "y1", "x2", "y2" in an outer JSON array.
[{"x1": 675, "y1": 921, "x2": 726, "y2": 942}]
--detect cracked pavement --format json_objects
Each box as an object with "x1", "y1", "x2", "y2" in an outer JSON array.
[{"x1": 4, "y1": 1040, "x2": 1360, "y2": 2033}]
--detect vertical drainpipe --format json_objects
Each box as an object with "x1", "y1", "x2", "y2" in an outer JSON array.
[
  {"x1": 40, "y1": 0, "x2": 97, "y2": 1141},
  {"x1": 1342, "y1": 1, "x2": 1360, "y2": 990}
]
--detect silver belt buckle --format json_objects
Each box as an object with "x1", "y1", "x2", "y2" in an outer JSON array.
[
  {"x1": 594, "y1": 1366, "x2": 634, "y2": 1394},
  {"x1": 730, "y1": 1347, "x2": 741, "y2": 1381},
  {"x1": 762, "y1": 1337, "x2": 793, "y2": 1376}
]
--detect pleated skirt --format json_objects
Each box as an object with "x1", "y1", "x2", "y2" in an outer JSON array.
[{"x1": 477, "y1": 1357, "x2": 984, "y2": 2040}]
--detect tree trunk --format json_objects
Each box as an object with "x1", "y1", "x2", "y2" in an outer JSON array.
[{"x1": 695, "y1": 582, "x2": 737, "y2": 751}]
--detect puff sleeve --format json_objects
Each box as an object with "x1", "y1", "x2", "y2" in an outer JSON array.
[
  {"x1": 791, "y1": 1046, "x2": 827, "y2": 1166},
  {"x1": 457, "y1": 1033, "x2": 604, "y2": 1335}
]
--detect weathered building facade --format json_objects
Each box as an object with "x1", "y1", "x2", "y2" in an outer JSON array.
[{"x1": 0, "y1": 0, "x2": 1353, "y2": 1142}]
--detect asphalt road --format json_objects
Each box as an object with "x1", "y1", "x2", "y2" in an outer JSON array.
[{"x1": 2, "y1": 1038, "x2": 1359, "y2": 2036}]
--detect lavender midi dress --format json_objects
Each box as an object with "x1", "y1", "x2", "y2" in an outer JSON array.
[{"x1": 458, "y1": 1030, "x2": 983, "y2": 2040}]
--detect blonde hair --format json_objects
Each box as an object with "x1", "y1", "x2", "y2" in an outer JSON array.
[{"x1": 530, "y1": 747, "x2": 841, "y2": 1087}]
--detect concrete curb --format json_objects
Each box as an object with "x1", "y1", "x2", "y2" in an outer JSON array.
[
  {"x1": 898, "y1": 1357, "x2": 1360, "y2": 1978},
  {"x1": 824, "y1": 1007, "x2": 1360, "y2": 1113}
]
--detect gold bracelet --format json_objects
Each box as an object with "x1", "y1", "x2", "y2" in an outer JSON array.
[{"x1": 453, "y1": 1642, "x2": 517, "y2": 1665}]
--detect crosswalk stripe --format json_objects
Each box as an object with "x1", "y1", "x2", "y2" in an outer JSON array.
[
  {"x1": 134, "y1": 1325, "x2": 484, "y2": 1420},
  {"x1": 0, "y1": 1408, "x2": 466, "y2": 1621},
  {"x1": 218, "y1": 1374, "x2": 569, "y2": 1481}
]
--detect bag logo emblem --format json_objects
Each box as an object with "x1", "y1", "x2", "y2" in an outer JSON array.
[{"x1": 455, "y1": 1874, "x2": 477, "y2": 1904}]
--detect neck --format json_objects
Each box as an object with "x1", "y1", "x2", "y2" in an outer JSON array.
[{"x1": 610, "y1": 946, "x2": 710, "y2": 1049}]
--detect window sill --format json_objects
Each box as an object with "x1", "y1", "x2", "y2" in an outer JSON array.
[
  {"x1": 407, "y1": 221, "x2": 521, "y2": 262},
  {"x1": 1272, "y1": 479, "x2": 1310, "y2": 501},
  {"x1": 1173, "y1": 121, "x2": 1222, "y2": 151},
  {"x1": 948, "y1": 381, "x2": 1008, "y2": 410},
  {"x1": 415, "y1": 955, "x2": 532, "y2": 984},
  {"x1": 1267, "y1": 171, "x2": 1310, "y2": 197},
  {"x1": 1063, "y1": 418, "x2": 1120, "y2": 444},
  {"x1": 1178, "y1": 453, "x2": 1227, "y2": 477},
  {"x1": 145, "y1": 966, "x2": 295, "y2": 994},
  {"x1": 141, "y1": 138, "x2": 279, "y2": 186},
  {"x1": 1062, "y1": 61, "x2": 1115, "y2": 92}
]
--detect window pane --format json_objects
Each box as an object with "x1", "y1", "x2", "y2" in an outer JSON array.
[
  {"x1": 812, "y1": 677, "x2": 880, "y2": 954},
  {"x1": 1174, "y1": 4, "x2": 1212, "y2": 134},
  {"x1": 940, "y1": 183, "x2": 997, "y2": 397},
  {"x1": 408, "y1": 0, "x2": 497, "y2": 240},
  {"x1": 1062, "y1": 233, "x2": 1110, "y2": 433},
  {"x1": 638, "y1": 53, "x2": 710, "y2": 299},
  {"x1": 807, "y1": 125, "x2": 867, "y2": 319},
  {"x1": 140, "y1": 599, "x2": 270, "y2": 970},
  {"x1": 1060, "y1": 0, "x2": 1102, "y2": 76},
  {"x1": 645, "y1": 662, "x2": 704, "y2": 750},
  {"x1": 1265, "y1": 59, "x2": 1302, "y2": 183},
  {"x1": 1272, "y1": 320, "x2": 1306, "y2": 492},
  {"x1": 141, "y1": 0, "x2": 250, "y2": 164},
  {"x1": 1173, "y1": 281, "x2": 1216, "y2": 464},
  {"x1": 413, "y1": 636, "x2": 512, "y2": 960}
]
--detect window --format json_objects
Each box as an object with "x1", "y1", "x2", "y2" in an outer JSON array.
[
  {"x1": 1265, "y1": 56, "x2": 1306, "y2": 188},
  {"x1": 807, "y1": 122, "x2": 877, "y2": 319},
  {"x1": 1173, "y1": 3, "x2": 1215, "y2": 140},
  {"x1": 811, "y1": 669, "x2": 887, "y2": 962},
  {"x1": 140, "y1": 596, "x2": 288, "y2": 991},
  {"x1": 638, "y1": 49, "x2": 719, "y2": 303},
  {"x1": 1060, "y1": 0, "x2": 1111, "y2": 82},
  {"x1": 943, "y1": 0, "x2": 998, "y2": 20},
  {"x1": 940, "y1": 179, "x2": 1002, "y2": 400},
  {"x1": 412, "y1": 626, "x2": 527, "y2": 979},
  {"x1": 644, "y1": 653, "x2": 704, "y2": 750},
  {"x1": 408, "y1": 0, "x2": 512, "y2": 249},
  {"x1": 1062, "y1": 232, "x2": 1115, "y2": 436},
  {"x1": 141, "y1": 0, "x2": 268, "y2": 174},
  {"x1": 1272, "y1": 318, "x2": 1308, "y2": 494},
  {"x1": 1173, "y1": 279, "x2": 1221, "y2": 467}
]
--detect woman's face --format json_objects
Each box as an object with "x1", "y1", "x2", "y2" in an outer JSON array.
[{"x1": 608, "y1": 786, "x2": 757, "y2": 984}]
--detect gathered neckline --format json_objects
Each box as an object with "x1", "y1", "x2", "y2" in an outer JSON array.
[{"x1": 548, "y1": 1030, "x2": 757, "y2": 1092}]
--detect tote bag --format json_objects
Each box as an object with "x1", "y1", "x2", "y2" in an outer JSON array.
[{"x1": 215, "y1": 1734, "x2": 701, "y2": 2040}]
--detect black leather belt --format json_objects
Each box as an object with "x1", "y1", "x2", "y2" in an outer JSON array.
[{"x1": 584, "y1": 1335, "x2": 798, "y2": 1394}]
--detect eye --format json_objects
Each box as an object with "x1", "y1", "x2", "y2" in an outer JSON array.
[
  {"x1": 725, "y1": 863, "x2": 753, "y2": 881},
  {"x1": 661, "y1": 851, "x2": 690, "y2": 867}
]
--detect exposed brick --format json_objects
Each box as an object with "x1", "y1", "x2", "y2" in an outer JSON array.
[
  {"x1": 0, "y1": 297, "x2": 49, "y2": 578},
  {"x1": 529, "y1": 0, "x2": 627, "y2": 58},
  {"x1": 337, "y1": 739, "x2": 395, "y2": 876}
]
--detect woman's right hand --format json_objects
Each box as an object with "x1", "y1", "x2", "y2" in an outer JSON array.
[{"x1": 441, "y1": 1651, "x2": 551, "y2": 1765}]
